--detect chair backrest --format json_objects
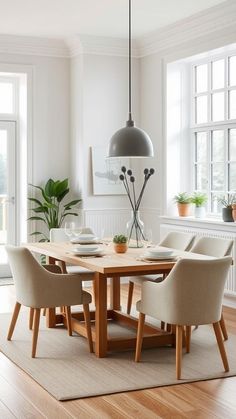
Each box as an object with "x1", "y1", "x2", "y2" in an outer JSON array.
[
  {"x1": 142, "y1": 256, "x2": 232, "y2": 326},
  {"x1": 6, "y1": 245, "x2": 84, "y2": 309},
  {"x1": 190, "y1": 236, "x2": 233, "y2": 257},
  {"x1": 159, "y1": 231, "x2": 195, "y2": 251},
  {"x1": 5, "y1": 246, "x2": 49, "y2": 306}
]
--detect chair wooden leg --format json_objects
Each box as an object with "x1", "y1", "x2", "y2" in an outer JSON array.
[
  {"x1": 65, "y1": 306, "x2": 72, "y2": 336},
  {"x1": 185, "y1": 325, "x2": 191, "y2": 353},
  {"x1": 32, "y1": 308, "x2": 40, "y2": 358},
  {"x1": 92, "y1": 280, "x2": 96, "y2": 303},
  {"x1": 7, "y1": 302, "x2": 21, "y2": 340},
  {"x1": 176, "y1": 325, "x2": 183, "y2": 379},
  {"x1": 161, "y1": 321, "x2": 165, "y2": 330},
  {"x1": 213, "y1": 322, "x2": 229, "y2": 372},
  {"x1": 83, "y1": 303, "x2": 93, "y2": 353},
  {"x1": 127, "y1": 281, "x2": 134, "y2": 314},
  {"x1": 29, "y1": 307, "x2": 34, "y2": 330},
  {"x1": 219, "y1": 313, "x2": 228, "y2": 341},
  {"x1": 166, "y1": 323, "x2": 171, "y2": 332},
  {"x1": 135, "y1": 312, "x2": 145, "y2": 362}
]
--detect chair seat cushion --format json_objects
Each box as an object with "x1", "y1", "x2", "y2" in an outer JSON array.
[
  {"x1": 130, "y1": 274, "x2": 164, "y2": 286},
  {"x1": 66, "y1": 266, "x2": 94, "y2": 278}
]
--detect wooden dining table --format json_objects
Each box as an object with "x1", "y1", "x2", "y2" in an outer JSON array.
[{"x1": 25, "y1": 241, "x2": 213, "y2": 358}]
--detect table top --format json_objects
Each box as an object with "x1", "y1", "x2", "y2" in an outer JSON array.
[{"x1": 25, "y1": 241, "x2": 215, "y2": 276}]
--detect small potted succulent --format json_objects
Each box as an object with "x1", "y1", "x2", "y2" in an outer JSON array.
[
  {"x1": 113, "y1": 234, "x2": 128, "y2": 253},
  {"x1": 173, "y1": 192, "x2": 191, "y2": 217},
  {"x1": 191, "y1": 192, "x2": 207, "y2": 218},
  {"x1": 217, "y1": 195, "x2": 236, "y2": 222}
]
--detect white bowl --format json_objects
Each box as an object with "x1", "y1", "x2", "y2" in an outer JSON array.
[
  {"x1": 146, "y1": 248, "x2": 173, "y2": 257},
  {"x1": 74, "y1": 245, "x2": 99, "y2": 252}
]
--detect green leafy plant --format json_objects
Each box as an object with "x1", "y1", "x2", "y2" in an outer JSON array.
[
  {"x1": 28, "y1": 178, "x2": 81, "y2": 242},
  {"x1": 173, "y1": 192, "x2": 191, "y2": 204},
  {"x1": 191, "y1": 192, "x2": 207, "y2": 207},
  {"x1": 217, "y1": 194, "x2": 236, "y2": 208},
  {"x1": 113, "y1": 234, "x2": 128, "y2": 244}
]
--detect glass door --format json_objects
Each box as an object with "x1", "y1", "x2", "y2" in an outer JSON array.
[{"x1": 0, "y1": 121, "x2": 16, "y2": 277}]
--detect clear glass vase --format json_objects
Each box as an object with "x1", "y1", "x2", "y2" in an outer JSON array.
[{"x1": 126, "y1": 210, "x2": 145, "y2": 248}]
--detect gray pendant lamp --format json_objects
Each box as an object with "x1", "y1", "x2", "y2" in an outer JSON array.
[{"x1": 107, "y1": 0, "x2": 154, "y2": 158}]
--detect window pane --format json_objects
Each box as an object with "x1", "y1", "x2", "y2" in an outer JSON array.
[
  {"x1": 229, "y1": 56, "x2": 236, "y2": 86},
  {"x1": 212, "y1": 59, "x2": 224, "y2": 90},
  {"x1": 196, "y1": 132, "x2": 207, "y2": 162},
  {"x1": 229, "y1": 129, "x2": 236, "y2": 160},
  {"x1": 212, "y1": 163, "x2": 225, "y2": 190},
  {"x1": 212, "y1": 92, "x2": 224, "y2": 121},
  {"x1": 196, "y1": 64, "x2": 208, "y2": 93},
  {"x1": 196, "y1": 96, "x2": 207, "y2": 124},
  {"x1": 211, "y1": 193, "x2": 224, "y2": 213},
  {"x1": 229, "y1": 162, "x2": 236, "y2": 190},
  {"x1": 229, "y1": 90, "x2": 236, "y2": 119},
  {"x1": 196, "y1": 164, "x2": 207, "y2": 190},
  {"x1": 0, "y1": 82, "x2": 13, "y2": 113},
  {"x1": 212, "y1": 130, "x2": 224, "y2": 162},
  {"x1": 0, "y1": 130, "x2": 7, "y2": 195}
]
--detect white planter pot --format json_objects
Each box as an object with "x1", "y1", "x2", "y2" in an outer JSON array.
[{"x1": 194, "y1": 206, "x2": 206, "y2": 218}]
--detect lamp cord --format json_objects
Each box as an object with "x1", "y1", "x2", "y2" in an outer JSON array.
[{"x1": 128, "y1": 0, "x2": 132, "y2": 122}]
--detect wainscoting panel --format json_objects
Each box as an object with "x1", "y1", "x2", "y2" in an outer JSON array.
[{"x1": 84, "y1": 208, "x2": 130, "y2": 237}]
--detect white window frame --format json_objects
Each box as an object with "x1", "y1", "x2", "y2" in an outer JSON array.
[{"x1": 190, "y1": 51, "x2": 236, "y2": 214}]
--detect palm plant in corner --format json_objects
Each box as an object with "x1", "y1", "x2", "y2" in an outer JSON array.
[
  {"x1": 28, "y1": 178, "x2": 81, "y2": 242},
  {"x1": 119, "y1": 167, "x2": 155, "y2": 248}
]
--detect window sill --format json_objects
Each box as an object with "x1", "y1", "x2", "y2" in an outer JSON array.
[{"x1": 160, "y1": 215, "x2": 236, "y2": 232}]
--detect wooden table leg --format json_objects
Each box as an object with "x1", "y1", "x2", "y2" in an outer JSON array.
[
  {"x1": 46, "y1": 256, "x2": 56, "y2": 264},
  {"x1": 95, "y1": 273, "x2": 107, "y2": 358},
  {"x1": 46, "y1": 308, "x2": 56, "y2": 328},
  {"x1": 110, "y1": 276, "x2": 121, "y2": 310}
]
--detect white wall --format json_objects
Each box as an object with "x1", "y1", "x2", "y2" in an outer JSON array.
[
  {"x1": 0, "y1": 53, "x2": 70, "y2": 185},
  {"x1": 70, "y1": 53, "x2": 141, "y2": 213}
]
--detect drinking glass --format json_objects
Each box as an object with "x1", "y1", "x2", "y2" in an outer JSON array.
[
  {"x1": 64, "y1": 221, "x2": 76, "y2": 240},
  {"x1": 143, "y1": 228, "x2": 153, "y2": 247}
]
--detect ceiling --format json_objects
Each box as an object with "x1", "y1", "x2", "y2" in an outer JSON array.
[{"x1": 0, "y1": 0, "x2": 227, "y2": 40}]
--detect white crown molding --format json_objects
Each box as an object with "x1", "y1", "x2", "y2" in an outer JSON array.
[
  {"x1": 0, "y1": 34, "x2": 70, "y2": 58},
  {"x1": 66, "y1": 35, "x2": 139, "y2": 58},
  {"x1": 0, "y1": 1, "x2": 235, "y2": 59},
  {"x1": 138, "y1": 0, "x2": 236, "y2": 57}
]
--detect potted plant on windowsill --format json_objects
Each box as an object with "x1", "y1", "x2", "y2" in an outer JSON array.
[
  {"x1": 173, "y1": 192, "x2": 191, "y2": 217},
  {"x1": 113, "y1": 235, "x2": 128, "y2": 253},
  {"x1": 217, "y1": 195, "x2": 236, "y2": 222},
  {"x1": 191, "y1": 192, "x2": 207, "y2": 219}
]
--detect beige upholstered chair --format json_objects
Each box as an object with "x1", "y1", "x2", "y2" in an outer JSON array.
[
  {"x1": 135, "y1": 257, "x2": 232, "y2": 379},
  {"x1": 127, "y1": 232, "x2": 195, "y2": 314},
  {"x1": 190, "y1": 236, "x2": 233, "y2": 340},
  {"x1": 6, "y1": 246, "x2": 94, "y2": 358}
]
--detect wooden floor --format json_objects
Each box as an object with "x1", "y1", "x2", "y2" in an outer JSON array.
[{"x1": 0, "y1": 284, "x2": 236, "y2": 419}]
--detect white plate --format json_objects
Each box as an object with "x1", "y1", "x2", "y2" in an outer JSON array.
[
  {"x1": 142, "y1": 253, "x2": 177, "y2": 261},
  {"x1": 146, "y1": 248, "x2": 173, "y2": 257},
  {"x1": 70, "y1": 237, "x2": 98, "y2": 244},
  {"x1": 71, "y1": 248, "x2": 104, "y2": 256},
  {"x1": 73, "y1": 245, "x2": 99, "y2": 252}
]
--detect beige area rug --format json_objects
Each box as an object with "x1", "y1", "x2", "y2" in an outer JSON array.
[{"x1": 0, "y1": 312, "x2": 235, "y2": 401}]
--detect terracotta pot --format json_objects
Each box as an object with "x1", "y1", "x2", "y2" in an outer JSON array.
[
  {"x1": 177, "y1": 203, "x2": 191, "y2": 217},
  {"x1": 232, "y1": 204, "x2": 236, "y2": 222},
  {"x1": 114, "y1": 243, "x2": 128, "y2": 253}
]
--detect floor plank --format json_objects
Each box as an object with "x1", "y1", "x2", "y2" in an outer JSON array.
[{"x1": 0, "y1": 283, "x2": 236, "y2": 418}]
